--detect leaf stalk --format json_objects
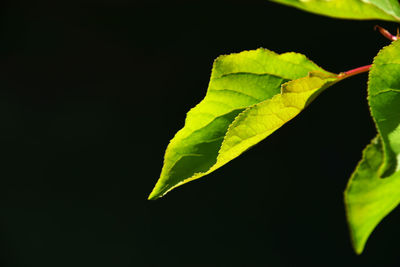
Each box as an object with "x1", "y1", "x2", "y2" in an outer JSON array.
[
  {"x1": 375, "y1": 25, "x2": 398, "y2": 41},
  {"x1": 337, "y1": 65, "x2": 371, "y2": 80}
]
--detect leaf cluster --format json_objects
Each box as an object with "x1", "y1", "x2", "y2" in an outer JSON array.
[{"x1": 149, "y1": 0, "x2": 400, "y2": 254}]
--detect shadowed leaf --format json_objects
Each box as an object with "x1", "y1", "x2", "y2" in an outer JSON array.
[{"x1": 345, "y1": 137, "x2": 400, "y2": 254}]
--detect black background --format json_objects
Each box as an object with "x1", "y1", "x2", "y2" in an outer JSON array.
[{"x1": 2, "y1": 2, "x2": 400, "y2": 266}]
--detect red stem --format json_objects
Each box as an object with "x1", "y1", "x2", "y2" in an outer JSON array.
[
  {"x1": 335, "y1": 26, "x2": 395, "y2": 80},
  {"x1": 337, "y1": 64, "x2": 371, "y2": 79},
  {"x1": 375, "y1": 25, "x2": 398, "y2": 41}
]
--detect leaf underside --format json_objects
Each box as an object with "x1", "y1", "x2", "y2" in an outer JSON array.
[
  {"x1": 345, "y1": 137, "x2": 400, "y2": 254},
  {"x1": 345, "y1": 40, "x2": 400, "y2": 254},
  {"x1": 149, "y1": 48, "x2": 336, "y2": 200},
  {"x1": 270, "y1": 0, "x2": 400, "y2": 22}
]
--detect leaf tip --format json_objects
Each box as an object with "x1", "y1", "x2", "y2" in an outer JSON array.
[
  {"x1": 147, "y1": 188, "x2": 162, "y2": 200},
  {"x1": 346, "y1": 215, "x2": 367, "y2": 255},
  {"x1": 147, "y1": 181, "x2": 166, "y2": 200},
  {"x1": 351, "y1": 237, "x2": 366, "y2": 255},
  {"x1": 147, "y1": 192, "x2": 156, "y2": 201}
]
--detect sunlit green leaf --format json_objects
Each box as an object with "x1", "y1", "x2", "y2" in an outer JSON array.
[
  {"x1": 149, "y1": 50, "x2": 335, "y2": 200},
  {"x1": 270, "y1": 0, "x2": 400, "y2": 22},
  {"x1": 216, "y1": 71, "x2": 337, "y2": 167},
  {"x1": 345, "y1": 136, "x2": 400, "y2": 254},
  {"x1": 368, "y1": 40, "x2": 400, "y2": 177},
  {"x1": 345, "y1": 40, "x2": 400, "y2": 254}
]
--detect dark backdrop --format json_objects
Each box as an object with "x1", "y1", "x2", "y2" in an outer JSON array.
[{"x1": 2, "y1": 2, "x2": 400, "y2": 266}]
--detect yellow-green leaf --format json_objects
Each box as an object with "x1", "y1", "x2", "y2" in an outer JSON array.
[
  {"x1": 217, "y1": 71, "x2": 338, "y2": 167},
  {"x1": 270, "y1": 0, "x2": 400, "y2": 22},
  {"x1": 149, "y1": 49, "x2": 336, "y2": 199}
]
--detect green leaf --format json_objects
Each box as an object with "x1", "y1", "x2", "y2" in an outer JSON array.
[
  {"x1": 149, "y1": 49, "x2": 336, "y2": 200},
  {"x1": 368, "y1": 40, "x2": 400, "y2": 177},
  {"x1": 216, "y1": 71, "x2": 337, "y2": 168},
  {"x1": 270, "y1": 0, "x2": 400, "y2": 22},
  {"x1": 345, "y1": 136, "x2": 400, "y2": 254},
  {"x1": 345, "y1": 40, "x2": 400, "y2": 254}
]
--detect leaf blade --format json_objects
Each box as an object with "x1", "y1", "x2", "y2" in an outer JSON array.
[
  {"x1": 345, "y1": 40, "x2": 400, "y2": 254},
  {"x1": 270, "y1": 0, "x2": 400, "y2": 22},
  {"x1": 217, "y1": 71, "x2": 338, "y2": 167},
  {"x1": 149, "y1": 49, "x2": 333, "y2": 200},
  {"x1": 368, "y1": 40, "x2": 400, "y2": 177},
  {"x1": 345, "y1": 137, "x2": 400, "y2": 254}
]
